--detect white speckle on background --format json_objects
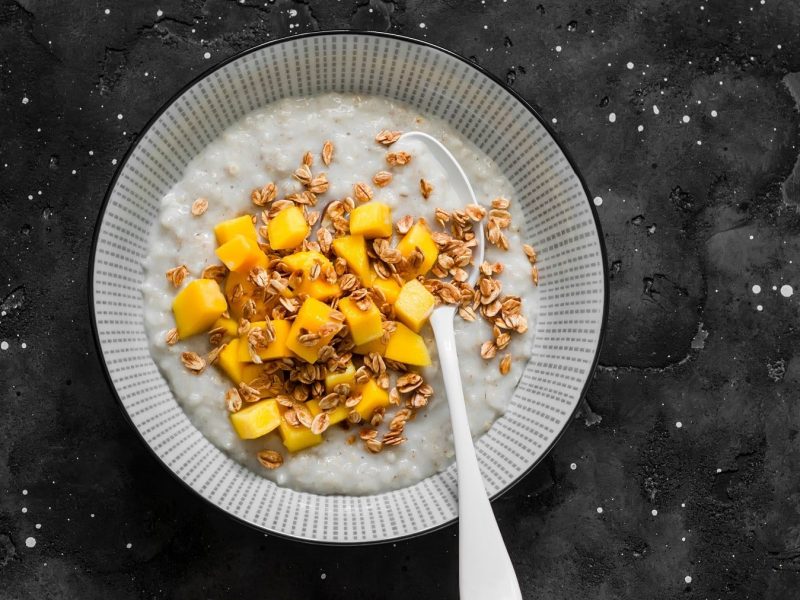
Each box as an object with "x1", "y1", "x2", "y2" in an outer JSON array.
[
  {"x1": 609, "y1": 112, "x2": 616, "y2": 123},
  {"x1": 22, "y1": 489, "x2": 28, "y2": 495},
  {"x1": 104, "y1": 8, "x2": 110, "y2": 14},
  {"x1": 757, "y1": 304, "x2": 764, "y2": 311},
  {"x1": 419, "y1": 22, "x2": 426, "y2": 28},
  {"x1": 711, "y1": 110, "x2": 718, "y2": 117},
  {"x1": 117, "y1": 113, "x2": 123, "y2": 120},
  {"x1": 685, "y1": 575, "x2": 692, "y2": 584},
  {"x1": 203, "y1": 52, "x2": 211, "y2": 59},
  {"x1": 22, "y1": 97, "x2": 29, "y2": 105},
  {"x1": 1, "y1": 341, "x2": 8, "y2": 351},
  {"x1": 112, "y1": 159, "x2": 117, "y2": 165},
  {"x1": 682, "y1": 115, "x2": 691, "y2": 123},
  {"x1": 781, "y1": 284, "x2": 793, "y2": 297},
  {"x1": 597, "y1": 507, "x2": 604, "y2": 514},
  {"x1": 570, "y1": 462, "x2": 577, "y2": 470},
  {"x1": 752, "y1": 284, "x2": 761, "y2": 294},
  {"x1": 555, "y1": 45, "x2": 562, "y2": 52},
  {"x1": 25, "y1": 537, "x2": 36, "y2": 548},
  {"x1": 35, "y1": 523, "x2": 41, "y2": 529},
  {"x1": 681, "y1": 503, "x2": 686, "y2": 507},
  {"x1": 157, "y1": 9, "x2": 163, "y2": 17},
  {"x1": 21, "y1": 507, "x2": 27, "y2": 513},
  {"x1": 716, "y1": 468, "x2": 723, "y2": 473},
  {"x1": 593, "y1": 196, "x2": 603, "y2": 206},
  {"x1": 126, "y1": 542, "x2": 132, "y2": 549},
  {"x1": 626, "y1": 61, "x2": 634, "y2": 69},
  {"x1": 637, "y1": 125, "x2": 644, "y2": 132},
  {"x1": 653, "y1": 105, "x2": 660, "y2": 114},
  {"x1": 676, "y1": 421, "x2": 683, "y2": 428},
  {"x1": 696, "y1": 140, "x2": 702, "y2": 145},
  {"x1": 552, "y1": 117, "x2": 557, "y2": 124},
  {"x1": 288, "y1": 8, "x2": 297, "y2": 17},
  {"x1": 320, "y1": 573, "x2": 327, "y2": 580},
  {"x1": 21, "y1": 342, "x2": 27, "y2": 349},
  {"x1": 651, "y1": 509, "x2": 658, "y2": 516}
]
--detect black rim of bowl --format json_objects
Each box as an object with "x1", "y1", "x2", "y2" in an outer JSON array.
[{"x1": 88, "y1": 30, "x2": 610, "y2": 546}]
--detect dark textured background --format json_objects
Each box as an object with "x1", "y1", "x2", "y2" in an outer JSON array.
[{"x1": 2, "y1": 1, "x2": 800, "y2": 598}]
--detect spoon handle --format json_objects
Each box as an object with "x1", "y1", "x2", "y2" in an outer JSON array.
[{"x1": 430, "y1": 310, "x2": 523, "y2": 600}]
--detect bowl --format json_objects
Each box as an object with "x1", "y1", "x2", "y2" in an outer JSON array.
[{"x1": 90, "y1": 31, "x2": 608, "y2": 544}]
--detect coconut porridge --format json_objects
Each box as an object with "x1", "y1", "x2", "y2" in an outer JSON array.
[{"x1": 141, "y1": 94, "x2": 539, "y2": 495}]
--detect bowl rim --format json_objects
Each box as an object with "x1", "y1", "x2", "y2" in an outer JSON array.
[{"x1": 88, "y1": 29, "x2": 609, "y2": 546}]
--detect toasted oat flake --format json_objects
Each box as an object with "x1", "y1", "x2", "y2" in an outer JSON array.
[
  {"x1": 365, "y1": 438, "x2": 383, "y2": 453},
  {"x1": 523, "y1": 243, "x2": 538, "y2": 264},
  {"x1": 531, "y1": 265, "x2": 539, "y2": 286},
  {"x1": 251, "y1": 182, "x2": 277, "y2": 207},
  {"x1": 386, "y1": 151, "x2": 411, "y2": 166},
  {"x1": 166, "y1": 265, "x2": 189, "y2": 287},
  {"x1": 302, "y1": 151, "x2": 314, "y2": 167},
  {"x1": 181, "y1": 351, "x2": 205, "y2": 373},
  {"x1": 465, "y1": 204, "x2": 487, "y2": 221},
  {"x1": 293, "y1": 164, "x2": 312, "y2": 186},
  {"x1": 420, "y1": 178, "x2": 433, "y2": 199},
  {"x1": 480, "y1": 341, "x2": 497, "y2": 360},
  {"x1": 225, "y1": 388, "x2": 242, "y2": 413},
  {"x1": 491, "y1": 197, "x2": 510, "y2": 210},
  {"x1": 191, "y1": 197, "x2": 208, "y2": 216},
  {"x1": 201, "y1": 264, "x2": 227, "y2": 282},
  {"x1": 396, "y1": 215, "x2": 413, "y2": 235},
  {"x1": 165, "y1": 328, "x2": 179, "y2": 345},
  {"x1": 321, "y1": 140, "x2": 334, "y2": 166},
  {"x1": 353, "y1": 182, "x2": 373, "y2": 203},
  {"x1": 499, "y1": 354, "x2": 512, "y2": 375},
  {"x1": 373, "y1": 170, "x2": 392, "y2": 187},
  {"x1": 257, "y1": 450, "x2": 283, "y2": 469},
  {"x1": 375, "y1": 129, "x2": 402, "y2": 145},
  {"x1": 311, "y1": 411, "x2": 331, "y2": 435}
]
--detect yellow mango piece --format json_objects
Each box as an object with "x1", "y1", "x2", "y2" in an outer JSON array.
[
  {"x1": 355, "y1": 378, "x2": 390, "y2": 421},
  {"x1": 353, "y1": 336, "x2": 386, "y2": 356},
  {"x1": 278, "y1": 411, "x2": 323, "y2": 452},
  {"x1": 282, "y1": 251, "x2": 341, "y2": 301},
  {"x1": 397, "y1": 221, "x2": 439, "y2": 277},
  {"x1": 349, "y1": 202, "x2": 392, "y2": 238},
  {"x1": 214, "y1": 215, "x2": 258, "y2": 245},
  {"x1": 229, "y1": 399, "x2": 281, "y2": 440},
  {"x1": 385, "y1": 322, "x2": 431, "y2": 366},
  {"x1": 285, "y1": 297, "x2": 342, "y2": 363},
  {"x1": 373, "y1": 277, "x2": 401, "y2": 304},
  {"x1": 223, "y1": 271, "x2": 269, "y2": 321},
  {"x1": 172, "y1": 279, "x2": 228, "y2": 338},
  {"x1": 215, "y1": 234, "x2": 268, "y2": 274},
  {"x1": 237, "y1": 319, "x2": 293, "y2": 362},
  {"x1": 338, "y1": 297, "x2": 384, "y2": 346},
  {"x1": 240, "y1": 364, "x2": 266, "y2": 386},
  {"x1": 218, "y1": 338, "x2": 244, "y2": 383},
  {"x1": 267, "y1": 206, "x2": 309, "y2": 250},
  {"x1": 331, "y1": 235, "x2": 372, "y2": 285},
  {"x1": 394, "y1": 279, "x2": 436, "y2": 332},
  {"x1": 325, "y1": 363, "x2": 356, "y2": 393},
  {"x1": 212, "y1": 317, "x2": 239, "y2": 337},
  {"x1": 307, "y1": 399, "x2": 349, "y2": 426}
]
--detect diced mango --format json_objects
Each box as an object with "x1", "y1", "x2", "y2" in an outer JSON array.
[
  {"x1": 353, "y1": 336, "x2": 386, "y2": 357},
  {"x1": 215, "y1": 234, "x2": 268, "y2": 274},
  {"x1": 267, "y1": 206, "x2": 309, "y2": 250},
  {"x1": 229, "y1": 399, "x2": 281, "y2": 440},
  {"x1": 331, "y1": 235, "x2": 372, "y2": 285},
  {"x1": 278, "y1": 411, "x2": 323, "y2": 452},
  {"x1": 355, "y1": 378, "x2": 390, "y2": 421},
  {"x1": 224, "y1": 270, "x2": 270, "y2": 321},
  {"x1": 397, "y1": 221, "x2": 439, "y2": 277},
  {"x1": 349, "y1": 202, "x2": 392, "y2": 238},
  {"x1": 338, "y1": 297, "x2": 384, "y2": 346},
  {"x1": 385, "y1": 322, "x2": 431, "y2": 366},
  {"x1": 237, "y1": 319, "x2": 293, "y2": 362},
  {"x1": 373, "y1": 277, "x2": 401, "y2": 304},
  {"x1": 394, "y1": 279, "x2": 436, "y2": 332},
  {"x1": 214, "y1": 215, "x2": 258, "y2": 245},
  {"x1": 240, "y1": 363, "x2": 266, "y2": 386},
  {"x1": 308, "y1": 399, "x2": 349, "y2": 426},
  {"x1": 218, "y1": 338, "x2": 244, "y2": 383},
  {"x1": 325, "y1": 363, "x2": 356, "y2": 393},
  {"x1": 172, "y1": 279, "x2": 228, "y2": 338},
  {"x1": 212, "y1": 316, "x2": 239, "y2": 338},
  {"x1": 282, "y1": 251, "x2": 341, "y2": 301},
  {"x1": 285, "y1": 297, "x2": 342, "y2": 363}
]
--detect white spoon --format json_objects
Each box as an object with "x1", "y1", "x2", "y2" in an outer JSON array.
[{"x1": 400, "y1": 132, "x2": 523, "y2": 600}]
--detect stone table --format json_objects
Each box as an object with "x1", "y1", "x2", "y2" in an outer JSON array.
[{"x1": 2, "y1": 1, "x2": 799, "y2": 598}]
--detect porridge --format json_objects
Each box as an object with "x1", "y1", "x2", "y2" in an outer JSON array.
[{"x1": 141, "y1": 94, "x2": 538, "y2": 495}]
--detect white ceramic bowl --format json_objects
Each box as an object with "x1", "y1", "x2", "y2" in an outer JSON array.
[{"x1": 90, "y1": 31, "x2": 608, "y2": 544}]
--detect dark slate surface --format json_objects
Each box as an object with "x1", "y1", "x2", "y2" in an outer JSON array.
[{"x1": 2, "y1": 1, "x2": 800, "y2": 598}]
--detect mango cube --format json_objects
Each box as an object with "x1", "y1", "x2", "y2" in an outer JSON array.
[
  {"x1": 355, "y1": 378, "x2": 390, "y2": 421},
  {"x1": 237, "y1": 319, "x2": 293, "y2": 362},
  {"x1": 385, "y1": 322, "x2": 431, "y2": 366},
  {"x1": 331, "y1": 235, "x2": 372, "y2": 285},
  {"x1": 217, "y1": 338, "x2": 244, "y2": 383},
  {"x1": 397, "y1": 221, "x2": 439, "y2": 277},
  {"x1": 278, "y1": 411, "x2": 323, "y2": 452},
  {"x1": 338, "y1": 296, "x2": 384, "y2": 346},
  {"x1": 224, "y1": 270, "x2": 269, "y2": 321},
  {"x1": 212, "y1": 316, "x2": 239, "y2": 338},
  {"x1": 349, "y1": 202, "x2": 392, "y2": 238},
  {"x1": 308, "y1": 399, "x2": 349, "y2": 426},
  {"x1": 373, "y1": 277, "x2": 401, "y2": 304},
  {"x1": 281, "y1": 251, "x2": 341, "y2": 301},
  {"x1": 214, "y1": 215, "x2": 258, "y2": 245},
  {"x1": 240, "y1": 363, "x2": 267, "y2": 386},
  {"x1": 286, "y1": 297, "x2": 342, "y2": 363},
  {"x1": 172, "y1": 278, "x2": 228, "y2": 338},
  {"x1": 353, "y1": 336, "x2": 387, "y2": 357},
  {"x1": 267, "y1": 206, "x2": 309, "y2": 250},
  {"x1": 229, "y1": 399, "x2": 281, "y2": 440},
  {"x1": 394, "y1": 279, "x2": 435, "y2": 332},
  {"x1": 325, "y1": 363, "x2": 356, "y2": 393},
  {"x1": 215, "y1": 234, "x2": 267, "y2": 274}
]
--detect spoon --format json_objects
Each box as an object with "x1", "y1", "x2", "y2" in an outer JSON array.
[{"x1": 400, "y1": 132, "x2": 523, "y2": 600}]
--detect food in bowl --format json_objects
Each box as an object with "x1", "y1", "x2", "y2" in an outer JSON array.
[{"x1": 142, "y1": 94, "x2": 539, "y2": 495}]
